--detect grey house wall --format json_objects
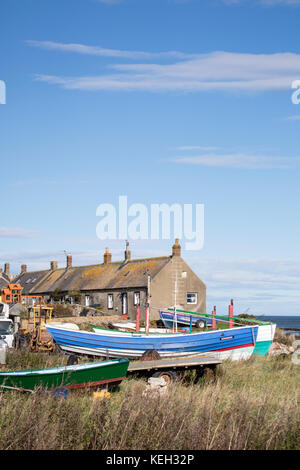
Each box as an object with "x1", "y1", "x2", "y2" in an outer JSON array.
[
  {"x1": 84, "y1": 288, "x2": 147, "y2": 320},
  {"x1": 150, "y1": 256, "x2": 206, "y2": 321}
]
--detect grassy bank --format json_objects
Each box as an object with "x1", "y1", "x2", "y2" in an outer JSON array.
[{"x1": 0, "y1": 351, "x2": 299, "y2": 450}]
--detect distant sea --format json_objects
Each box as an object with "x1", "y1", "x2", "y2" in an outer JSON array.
[{"x1": 257, "y1": 315, "x2": 300, "y2": 334}]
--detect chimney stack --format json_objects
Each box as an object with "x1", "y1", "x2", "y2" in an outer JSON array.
[
  {"x1": 21, "y1": 264, "x2": 27, "y2": 274},
  {"x1": 103, "y1": 247, "x2": 112, "y2": 264},
  {"x1": 4, "y1": 263, "x2": 10, "y2": 277},
  {"x1": 51, "y1": 261, "x2": 58, "y2": 271},
  {"x1": 66, "y1": 253, "x2": 72, "y2": 268},
  {"x1": 124, "y1": 241, "x2": 131, "y2": 261},
  {"x1": 172, "y1": 239, "x2": 181, "y2": 257}
]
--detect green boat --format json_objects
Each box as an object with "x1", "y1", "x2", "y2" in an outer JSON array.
[{"x1": 0, "y1": 358, "x2": 129, "y2": 392}]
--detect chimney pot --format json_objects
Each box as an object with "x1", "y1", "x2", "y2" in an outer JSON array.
[
  {"x1": 4, "y1": 263, "x2": 10, "y2": 277},
  {"x1": 21, "y1": 264, "x2": 27, "y2": 274},
  {"x1": 51, "y1": 261, "x2": 58, "y2": 271},
  {"x1": 124, "y1": 241, "x2": 131, "y2": 261},
  {"x1": 67, "y1": 253, "x2": 72, "y2": 268},
  {"x1": 104, "y1": 247, "x2": 112, "y2": 264},
  {"x1": 172, "y1": 239, "x2": 181, "y2": 257}
]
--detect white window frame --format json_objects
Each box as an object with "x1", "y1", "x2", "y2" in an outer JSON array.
[
  {"x1": 107, "y1": 294, "x2": 114, "y2": 310},
  {"x1": 187, "y1": 292, "x2": 197, "y2": 305},
  {"x1": 85, "y1": 295, "x2": 90, "y2": 307},
  {"x1": 122, "y1": 293, "x2": 128, "y2": 315},
  {"x1": 133, "y1": 291, "x2": 140, "y2": 306}
]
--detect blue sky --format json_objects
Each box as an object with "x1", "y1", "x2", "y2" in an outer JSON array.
[{"x1": 1, "y1": 0, "x2": 300, "y2": 315}]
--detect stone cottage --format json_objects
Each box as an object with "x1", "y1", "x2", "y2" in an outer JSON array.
[{"x1": 13, "y1": 240, "x2": 206, "y2": 321}]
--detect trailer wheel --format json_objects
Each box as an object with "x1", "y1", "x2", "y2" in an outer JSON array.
[
  {"x1": 67, "y1": 354, "x2": 79, "y2": 365},
  {"x1": 152, "y1": 370, "x2": 178, "y2": 383},
  {"x1": 195, "y1": 320, "x2": 205, "y2": 329}
]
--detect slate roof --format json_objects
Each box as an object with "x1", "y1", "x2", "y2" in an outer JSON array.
[
  {"x1": 0, "y1": 272, "x2": 10, "y2": 290},
  {"x1": 14, "y1": 256, "x2": 171, "y2": 295}
]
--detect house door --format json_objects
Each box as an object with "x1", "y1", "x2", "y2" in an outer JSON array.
[{"x1": 121, "y1": 293, "x2": 128, "y2": 315}]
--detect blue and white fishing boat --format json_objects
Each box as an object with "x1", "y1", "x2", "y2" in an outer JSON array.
[
  {"x1": 253, "y1": 323, "x2": 276, "y2": 356},
  {"x1": 45, "y1": 323, "x2": 258, "y2": 361},
  {"x1": 160, "y1": 310, "x2": 214, "y2": 329},
  {"x1": 170, "y1": 307, "x2": 276, "y2": 357}
]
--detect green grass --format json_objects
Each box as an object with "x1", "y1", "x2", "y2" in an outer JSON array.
[{"x1": 0, "y1": 351, "x2": 299, "y2": 450}]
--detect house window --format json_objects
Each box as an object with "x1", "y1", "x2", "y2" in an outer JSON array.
[
  {"x1": 121, "y1": 293, "x2": 128, "y2": 315},
  {"x1": 107, "y1": 294, "x2": 114, "y2": 310},
  {"x1": 187, "y1": 293, "x2": 197, "y2": 305},
  {"x1": 133, "y1": 292, "x2": 140, "y2": 306},
  {"x1": 85, "y1": 295, "x2": 90, "y2": 307}
]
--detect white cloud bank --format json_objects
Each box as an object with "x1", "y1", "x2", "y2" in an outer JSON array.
[
  {"x1": 223, "y1": 0, "x2": 300, "y2": 5},
  {"x1": 3, "y1": 249, "x2": 299, "y2": 314},
  {"x1": 0, "y1": 227, "x2": 38, "y2": 239},
  {"x1": 29, "y1": 43, "x2": 300, "y2": 93},
  {"x1": 172, "y1": 153, "x2": 300, "y2": 169}
]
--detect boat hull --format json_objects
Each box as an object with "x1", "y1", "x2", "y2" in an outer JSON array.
[
  {"x1": 253, "y1": 324, "x2": 276, "y2": 356},
  {"x1": 0, "y1": 359, "x2": 129, "y2": 391},
  {"x1": 160, "y1": 311, "x2": 213, "y2": 328},
  {"x1": 46, "y1": 324, "x2": 258, "y2": 361}
]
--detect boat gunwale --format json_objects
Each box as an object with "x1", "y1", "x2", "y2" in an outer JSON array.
[
  {"x1": 0, "y1": 358, "x2": 129, "y2": 378},
  {"x1": 55, "y1": 323, "x2": 259, "y2": 338}
]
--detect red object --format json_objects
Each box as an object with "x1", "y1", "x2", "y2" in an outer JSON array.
[
  {"x1": 212, "y1": 305, "x2": 217, "y2": 330},
  {"x1": 136, "y1": 304, "x2": 140, "y2": 332},
  {"x1": 229, "y1": 299, "x2": 234, "y2": 329},
  {"x1": 145, "y1": 303, "x2": 150, "y2": 336},
  {"x1": 121, "y1": 314, "x2": 128, "y2": 320}
]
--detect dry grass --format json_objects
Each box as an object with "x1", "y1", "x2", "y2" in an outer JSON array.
[{"x1": 0, "y1": 352, "x2": 299, "y2": 450}]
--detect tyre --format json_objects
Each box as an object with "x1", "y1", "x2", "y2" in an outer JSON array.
[
  {"x1": 195, "y1": 320, "x2": 205, "y2": 329},
  {"x1": 152, "y1": 370, "x2": 178, "y2": 383},
  {"x1": 67, "y1": 354, "x2": 79, "y2": 365}
]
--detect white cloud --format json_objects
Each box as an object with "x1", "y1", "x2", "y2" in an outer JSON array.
[
  {"x1": 27, "y1": 40, "x2": 193, "y2": 61},
  {"x1": 32, "y1": 49, "x2": 300, "y2": 93},
  {"x1": 96, "y1": 0, "x2": 122, "y2": 3},
  {"x1": 223, "y1": 0, "x2": 300, "y2": 5},
  {"x1": 173, "y1": 146, "x2": 220, "y2": 151},
  {"x1": 185, "y1": 257, "x2": 300, "y2": 315},
  {"x1": 286, "y1": 115, "x2": 300, "y2": 120},
  {"x1": 172, "y1": 152, "x2": 300, "y2": 169},
  {"x1": 2, "y1": 246, "x2": 300, "y2": 314},
  {"x1": 0, "y1": 227, "x2": 38, "y2": 239}
]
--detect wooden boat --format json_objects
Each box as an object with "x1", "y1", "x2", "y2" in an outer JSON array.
[
  {"x1": 253, "y1": 323, "x2": 276, "y2": 356},
  {"x1": 171, "y1": 307, "x2": 276, "y2": 357},
  {"x1": 0, "y1": 358, "x2": 129, "y2": 392},
  {"x1": 45, "y1": 323, "x2": 258, "y2": 361},
  {"x1": 160, "y1": 310, "x2": 214, "y2": 329}
]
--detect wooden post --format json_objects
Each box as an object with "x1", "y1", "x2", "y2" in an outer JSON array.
[
  {"x1": 229, "y1": 299, "x2": 234, "y2": 329},
  {"x1": 136, "y1": 304, "x2": 140, "y2": 332},
  {"x1": 212, "y1": 306, "x2": 217, "y2": 330},
  {"x1": 145, "y1": 275, "x2": 151, "y2": 336},
  {"x1": 173, "y1": 274, "x2": 178, "y2": 333}
]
